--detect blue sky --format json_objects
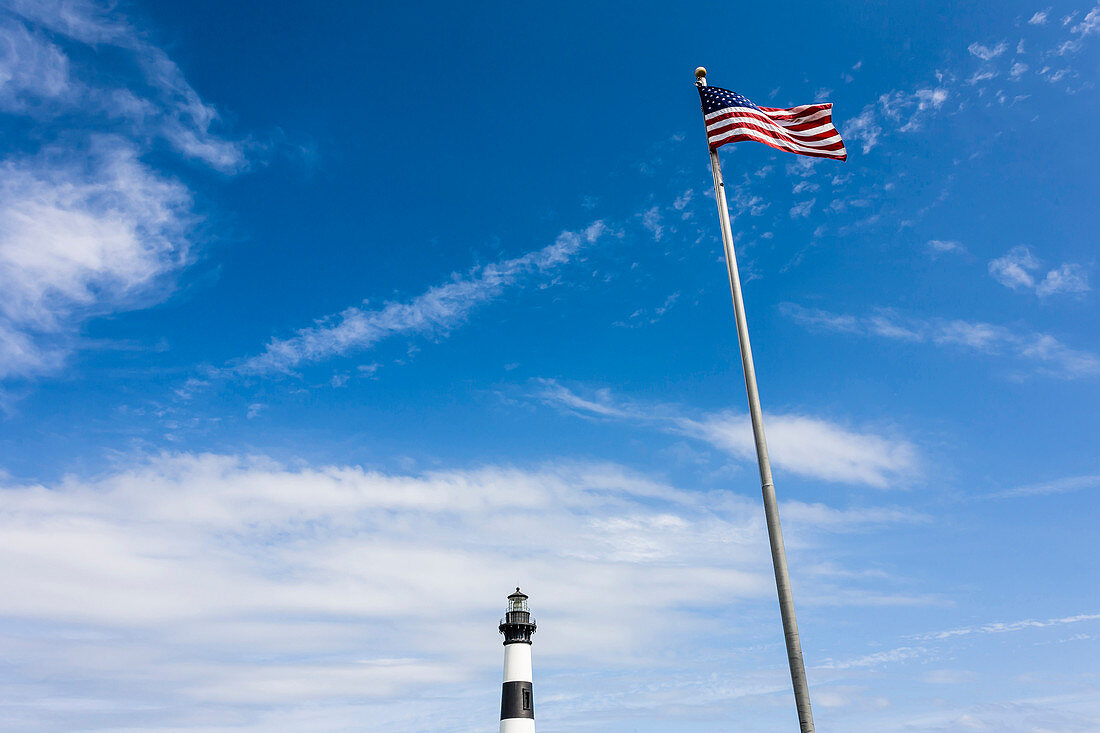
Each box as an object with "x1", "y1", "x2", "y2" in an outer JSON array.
[{"x1": 1, "y1": 0, "x2": 1098, "y2": 731}]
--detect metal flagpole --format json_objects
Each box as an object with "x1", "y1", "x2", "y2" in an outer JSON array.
[{"x1": 695, "y1": 66, "x2": 816, "y2": 733}]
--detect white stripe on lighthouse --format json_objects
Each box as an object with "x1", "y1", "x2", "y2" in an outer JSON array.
[
  {"x1": 501, "y1": 719, "x2": 536, "y2": 733},
  {"x1": 502, "y1": 643, "x2": 532, "y2": 683}
]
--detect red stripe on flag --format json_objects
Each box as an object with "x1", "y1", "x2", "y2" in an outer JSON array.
[
  {"x1": 707, "y1": 120, "x2": 844, "y2": 150},
  {"x1": 706, "y1": 115, "x2": 840, "y2": 144},
  {"x1": 757, "y1": 103, "x2": 832, "y2": 119},
  {"x1": 710, "y1": 132, "x2": 847, "y2": 160},
  {"x1": 705, "y1": 108, "x2": 835, "y2": 135}
]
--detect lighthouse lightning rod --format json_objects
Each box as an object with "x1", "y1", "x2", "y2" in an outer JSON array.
[{"x1": 695, "y1": 66, "x2": 816, "y2": 733}]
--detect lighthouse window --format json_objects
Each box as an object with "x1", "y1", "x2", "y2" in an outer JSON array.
[{"x1": 522, "y1": 688, "x2": 531, "y2": 710}]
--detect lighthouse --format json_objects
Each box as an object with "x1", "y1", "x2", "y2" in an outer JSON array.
[{"x1": 498, "y1": 588, "x2": 536, "y2": 733}]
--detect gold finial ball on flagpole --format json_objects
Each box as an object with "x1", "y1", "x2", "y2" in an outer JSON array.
[{"x1": 695, "y1": 66, "x2": 707, "y2": 80}]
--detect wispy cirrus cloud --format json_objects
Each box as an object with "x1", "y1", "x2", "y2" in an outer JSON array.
[
  {"x1": 991, "y1": 473, "x2": 1100, "y2": 498},
  {"x1": 814, "y1": 610, "x2": 1100, "y2": 682},
  {"x1": 233, "y1": 221, "x2": 607, "y2": 376},
  {"x1": 0, "y1": 1, "x2": 248, "y2": 388},
  {"x1": 1, "y1": 0, "x2": 247, "y2": 170},
  {"x1": 817, "y1": 645, "x2": 926, "y2": 671},
  {"x1": 536, "y1": 380, "x2": 919, "y2": 488},
  {"x1": 911, "y1": 612, "x2": 1100, "y2": 641},
  {"x1": 781, "y1": 303, "x2": 1100, "y2": 378}
]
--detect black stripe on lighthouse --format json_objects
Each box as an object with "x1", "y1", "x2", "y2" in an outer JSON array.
[{"x1": 500, "y1": 681, "x2": 534, "y2": 719}]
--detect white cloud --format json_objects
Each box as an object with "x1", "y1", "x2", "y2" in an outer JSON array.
[
  {"x1": 841, "y1": 42, "x2": 1076, "y2": 154},
  {"x1": 0, "y1": 1, "x2": 247, "y2": 387},
  {"x1": 537, "y1": 381, "x2": 919, "y2": 488},
  {"x1": 816, "y1": 610, "x2": 1100, "y2": 684},
  {"x1": 782, "y1": 303, "x2": 1100, "y2": 378},
  {"x1": 731, "y1": 190, "x2": 770, "y2": 217},
  {"x1": 672, "y1": 189, "x2": 693, "y2": 210},
  {"x1": 1, "y1": 1, "x2": 245, "y2": 171},
  {"x1": 681, "y1": 412, "x2": 918, "y2": 488},
  {"x1": 0, "y1": 16, "x2": 71, "y2": 111},
  {"x1": 780, "y1": 501, "x2": 928, "y2": 529},
  {"x1": 235, "y1": 222, "x2": 607, "y2": 375},
  {"x1": 988, "y1": 246, "x2": 1090, "y2": 297},
  {"x1": 641, "y1": 205, "x2": 663, "y2": 241},
  {"x1": 879, "y1": 87, "x2": 950, "y2": 133},
  {"x1": 912, "y1": 613, "x2": 1100, "y2": 641},
  {"x1": 926, "y1": 239, "x2": 964, "y2": 256},
  {"x1": 790, "y1": 199, "x2": 816, "y2": 218},
  {"x1": 0, "y1": 451, "x2": 918, "y2": 729},
  {"x1": 989, "y1": 246, "x2": 1041, "y2": 290},
  {"x1": 992, "y1": 474, "x2": 1100, "y2": 498},
  {"x1": 967, "y1": 69, "x2": 997, "y2": 86},
  {"x1": 0, "y1": 138, "x2": 193, "y2": 380},
  {"x1": 917, "y1": 87, "x2": 949, "y2": 108},
  {"x1": 1036, "y1": 262, "x2": 1090, "y2": 296},
  {"x1": 924, "y1": 669, "x2": 977, "y2": 684},
  {"x1": 818, "y1": 646, "x2": 925, "y2": 670},
  {"x1": 1056, "y1": 4, "x2": 1100, "y2": 54},
  {"x1": 843, "y1": 106, "x2": 882, "y2": 154},
  {"x1": 786, "y1": 156, "x2": 818, "y2": 178},
  {"x1": 1028, "y1": 10, "x2": 1049, "y2": 25},
  {"x1": 967, "y1": 41, "x2": 1008, "y2": 61},
  {"x1": 1073, "y1": 5, "x2": 1100, "y2": 37}
]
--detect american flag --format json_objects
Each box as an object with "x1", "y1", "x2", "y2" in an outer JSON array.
[{"x1": 698, "y1": 85, "x2": 847, "y2": 160}]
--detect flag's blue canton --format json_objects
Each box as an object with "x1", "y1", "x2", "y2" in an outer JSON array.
[{"x1": 700, "y1": 86, "x2": 759, "y2": 115}]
